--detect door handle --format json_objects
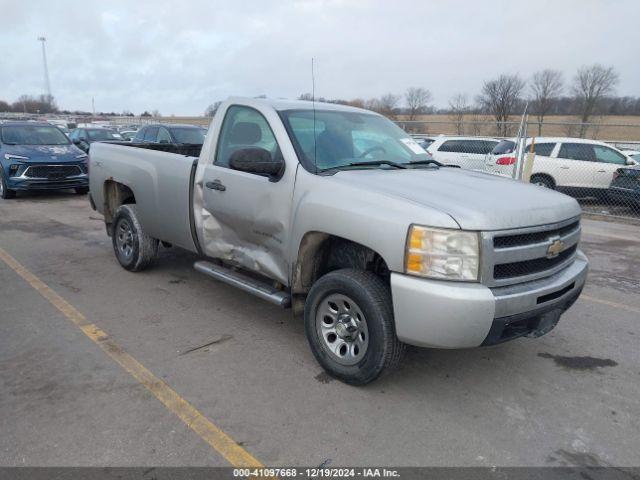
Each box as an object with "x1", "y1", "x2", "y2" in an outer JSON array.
[
  {"x1": 597, "y1": 170, "x2": 606, "y2": 173},
  {"x1": 206, "y1": 180, "x2": 226, "y2": 191},
  {"x1": 560, "y1": 166, "x2": 570, "y2": 169}
]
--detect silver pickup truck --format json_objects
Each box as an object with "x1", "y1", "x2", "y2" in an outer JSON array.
[{"x1": 89, "y1": 97, "x2": 588, "y2": 385}]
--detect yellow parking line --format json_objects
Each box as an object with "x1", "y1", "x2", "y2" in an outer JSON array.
[
  {"x1": 581, "y1": 294, "x2": 640, "y2": 315},
  {"x1": 0, "y1": 246, "x2": 263, "y2": 468}
]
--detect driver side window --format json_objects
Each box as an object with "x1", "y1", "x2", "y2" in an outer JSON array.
[{"x1": 215, "y1": 106, "x2": 278, "y2": 168}]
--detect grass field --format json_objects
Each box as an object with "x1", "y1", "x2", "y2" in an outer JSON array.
[{"x1": 396, "y1": 114, "x2": 640, "y2": 141}]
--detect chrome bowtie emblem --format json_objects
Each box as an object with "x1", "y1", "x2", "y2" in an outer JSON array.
[{"x1": 546, "y1": 237, "x2": 565, "y2": 258}]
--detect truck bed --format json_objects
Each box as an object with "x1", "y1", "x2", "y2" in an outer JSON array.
[
  {"x1": 89, "y1": 142, "x2": 200, "y2": 252},
  {"x1": 102, "y1": 141, "x2": 203, "y2": 158}
]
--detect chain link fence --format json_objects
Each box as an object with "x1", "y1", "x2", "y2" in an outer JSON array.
[{"x1": 401, "y1": 118, "x2": 640, "y2": 221}]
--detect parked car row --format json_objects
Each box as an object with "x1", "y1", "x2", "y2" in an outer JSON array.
[
  {"x1": 420, "y1": 134, "x2": 638, "y2": 206},
  {"x1": 485, "y1": 137, "x2": 637, "y2": 200},
  {"x1": 0, "y1": 119, "x2": 208, "y2": 198}
]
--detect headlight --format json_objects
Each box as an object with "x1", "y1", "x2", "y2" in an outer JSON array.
[
  {"x1": 75, "y1": 153, "x2": 88, "y2": 159},
  {"x1": 4, "y1": 153, "x2": 29, "y2": 161},
  {"x1": 405, "y1": 225, "x2": 480, "y2": 281}
]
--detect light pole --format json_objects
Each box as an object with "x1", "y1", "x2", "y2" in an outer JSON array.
[{"x1": 38, "y1": 36, "x2": 52, "y2": 101}]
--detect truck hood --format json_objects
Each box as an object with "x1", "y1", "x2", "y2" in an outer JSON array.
[
  {"x1": 2, "y1": 144, "x2": 85, "y2": 163},
  {"x1": 330, "y1": 167, "x2": 581, "y2": 230}
]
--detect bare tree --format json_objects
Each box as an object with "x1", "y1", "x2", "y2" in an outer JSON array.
[
  {"x1": 448, "y1": 94, "x2": 469, "y2": 135},
  {"x1": 530, "y1": 69, "x2": 563, "y2": 135},
  {"x1": 470, "y1": 108, "x2": 483, "y2": 136},
  {"x1": 204, "y1": 101, "x2": 222, "y2": 117},
  {"x1": 0, "y1": 100, "x2": 10, "y2": 112},
  {"x1": 345, "y1": 98, "x2": 365, "y2": 109},
  {"x1": 572, "y1": 64, "x2": 619, "y2": 137},
  {"x1": 378, "y1": 93, "x2": 401, "y2": 119},
  {"x1": 11, "y1": 94, "x2": 58, "y2": 114},
  {"x1": 405, "y1": 87, "x2": 431, "y2": 121},
  {"x1": 366, "y1": 94, "x2": 401, "y2": 118},
  {"x1": 477, "y1": 74, "x2": 526, "y2": 136}
]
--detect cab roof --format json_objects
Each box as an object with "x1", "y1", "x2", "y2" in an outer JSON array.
[{"x1": 225, "y1": 96, "x2": 376, "y2": 115}]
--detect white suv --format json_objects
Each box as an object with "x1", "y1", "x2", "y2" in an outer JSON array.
[
  {"x1": 426, "y1": 136, "x2": 500, "y2": 170},
  {"x1": 486, "y1": 137, "x2": 637, "y2": 195}
]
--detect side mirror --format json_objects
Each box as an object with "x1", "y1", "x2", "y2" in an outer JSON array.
[
  {"x1": 72, "y1": 138, "x2": 82, "y2": 145},
  {"x1": 627, "y1": 158, "x2": 637, "y2": 166},
  {"x1": 229, "y1": 147, "x2": 284, "y2": 179}
]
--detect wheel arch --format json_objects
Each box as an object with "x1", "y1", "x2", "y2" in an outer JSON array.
[
  {"x1": 530, "y1": 172, "x2": 556, "y2": 188},
  {"x1": 291, "y1": 232, "x2": 391, "y2": 316},
  {"x1": 103, "y1": 180, "x2": 136, "y2": 235}
]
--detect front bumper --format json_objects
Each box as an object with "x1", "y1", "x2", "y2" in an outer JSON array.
[
  {"x1": 390, "y1": 250, "x2": 588, "y2": 348},
  {"x1": 6, "y1": 174, "x2": 88, "y2": 191}
]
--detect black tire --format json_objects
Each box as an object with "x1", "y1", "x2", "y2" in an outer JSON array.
[
  {"x1": 75, "y1": 187, "x2": 89, "y2": 195},
  {"x1": 304, "y1": 269, "x2": 405, "y2": 385},
  {"x1": 0, "y1": 171, "x2": 17, "y2": 199},
  {"x1": 530, "y1": 174, "x2": 555, "y2": 190},
  {"x1": 111, "y1": 205, "x2": 158, "y2": 271}
]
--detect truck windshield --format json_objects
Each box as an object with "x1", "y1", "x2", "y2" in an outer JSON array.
[
  {"x1": 0, "y1": 125, "x2": 70, "y2": 145},
  {"x1": 280, "y1": 109, "x2": 431, "y2": 172}
]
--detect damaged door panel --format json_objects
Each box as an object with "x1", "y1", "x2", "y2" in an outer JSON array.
[{"x1": 196, "y1": 104, "x2": 296, "y2": 284}]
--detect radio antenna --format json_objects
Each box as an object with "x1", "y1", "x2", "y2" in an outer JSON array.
[{"x1": 312, "y1": 57, "x2": 318, "y2": 174}]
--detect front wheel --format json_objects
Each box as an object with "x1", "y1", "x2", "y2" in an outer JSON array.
[
  {"x1": 0, "y1": 171, "x2": 16, "y2": 199},
  {"x1": 304, "y1": 269, "x2": 405, "y2": 385},
  {"x1": 111, "y1": 205, "x2": 159, "y2": 271}
]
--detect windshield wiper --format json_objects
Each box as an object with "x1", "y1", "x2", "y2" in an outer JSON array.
[
  {"x1": 406, "y1": 159, "x2": 443, "y2": 167},
  {"x1": 346, "y1": 160, "x2": 407, "y2": 169}
]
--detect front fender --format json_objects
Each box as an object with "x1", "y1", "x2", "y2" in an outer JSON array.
[{"x1": 289, "y1": 168, "x2": 460, "y2": 278}]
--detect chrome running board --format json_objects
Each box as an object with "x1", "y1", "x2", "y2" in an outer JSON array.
[{"x1": 194, "y1": 260, "x2": 291, "y2": 308}]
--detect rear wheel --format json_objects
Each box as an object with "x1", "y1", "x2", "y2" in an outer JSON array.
[
  {"x1": 0, "y1": 171, "x2": 16, "y2": 199},
  {"x1": 530, "y1": 174, "x2": 555, "y2": 190},
  {"x1": 111, "y1": 205, "x2": 158, "y2": 271},
  {"x1": 304, "y1": 269, "x2": 404, "y2": 385}
]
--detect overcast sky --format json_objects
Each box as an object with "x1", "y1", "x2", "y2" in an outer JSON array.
[{"x1": 1, "y1": 0, "x2": 638, "y2": 115}]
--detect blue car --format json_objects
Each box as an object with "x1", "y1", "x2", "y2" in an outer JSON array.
[
  {"x1": 0, "y1": 121, "x2": 89, "y2": 199},
  {"x1": 609, "y1": 165, "x2": 640, "y2": 208}
]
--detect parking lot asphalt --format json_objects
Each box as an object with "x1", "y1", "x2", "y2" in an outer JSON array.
[{"x1": 1, "y1": 191, "x2": 639, "y2": 467}]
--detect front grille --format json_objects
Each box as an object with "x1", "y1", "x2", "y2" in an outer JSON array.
[
  {"x1": 493, "y1": 221, "x2": 579, "y2": 248},
  {"x1": 494, "y1": 245, "x2": 577, "y2": 280},
  {"x1": 24, "y1": 165, "x2": 82, "y2": 179},
  {"x1": 482, "y1": 217, "x2": 581, "y2": 286}
]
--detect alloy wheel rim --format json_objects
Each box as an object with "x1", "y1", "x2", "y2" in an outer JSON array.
[
  {"x1": 316, "y1": 293, "x2": 369, "y2": 366},
  {"x1": 115, "y1": 218, "x2": 135, "y2": 260}
]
